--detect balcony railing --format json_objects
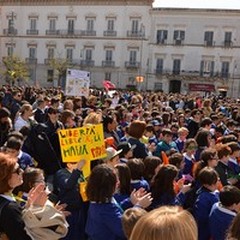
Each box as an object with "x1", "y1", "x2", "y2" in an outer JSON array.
[
  {"x1": 103, "y1": 30, "x2": 117, "y2": 36},
  {"x1": 81, "y1": 30, "x2": 96, "y2": 36},
  {"x1": 80, "y1": 60, "x2": 95, "y2": 67},
  {"x1": 156, "y1": 39, "x2": 167, "y2": 45},
  {"x1": 25, "y1": 58, "x2": 38, "y2": 64},
  {"x1": 58, "y1": 30, "x2": 82, "y2": 37},
  {"x1": 224, "y1": 41, "x2": 233, "y2": 47},
  {"x1": 3, "y1": 28, "x2": 17, "y2": 35},
  {"x1": 174, "y1": 39, "x2": 184, "y2": 46},
  {"x1": 125, "y1": 61, "x2": 140, "y2": 68},
  {"x1": 204, "y1": 40, "x2": 215, "y2": 47},
  {"x1": 26, "y1": 29, "x2": 39, "y2": 35},
  {"x1": 46, "y1": 30, "x2": 59, "y2": 35},
  {"x1": 221, "y1": 72, "x2": 230, "y2": 79},
  {"x1": 102, "y1": 61, "x2": 115, "y2": 67},
  {"x1": 127, "y1": 31, "x2": 145, "y2": 38}
]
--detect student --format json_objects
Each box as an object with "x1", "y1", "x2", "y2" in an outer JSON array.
[
  {"x1": 227, "y1": 142, "x2": 240, "y2": 176},
  {"x1": 192, "y1": 167, "x2": 219, "y2": 240},
  {"x1": 121, "y1": 207, "x2": 147, "y2": 239},
  {"x1": 85, "y1": 164, "x2": 152, "y2": 240},
  {"x1": 209, "y1": 186, "x2": 240, "y2": 240},
  {"x1": 175, "y1": 127, "x2": 189, "y2": 153},
  {"x1": 150, "y1": 164, "x2": 190, "y2": 209},
  {"x1": 169, "y1": 152, "x2": 185, "y2": 180},
  {"x1": 127, "y1": 158, "x2": 150, "y2": 191},
  {"x1": 129, "y1": 206, "x2": 197, "y2": 240},
  {"x1": 226, "y1": 211, "x2": 240, "y2": 240},
  {"x1": 117, "y1": 142, "x2": 135, "y2": 164},
  {"x1": 53, "y1": 160, "x2": 88, "y2": 240},
  {"x1": 101, "y1": 147, "x2": 122, "y2": 168},
  {"x1": 215, "y1": 144, "x2": 237, "y2": 186}
]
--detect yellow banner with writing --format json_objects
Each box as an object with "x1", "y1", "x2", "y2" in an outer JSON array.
[{"x1": 58, "y1": 124, "x2": 106, "y2": 176}]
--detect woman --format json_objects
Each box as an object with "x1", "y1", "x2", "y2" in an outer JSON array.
[
  {"x1": 0, "y1": 152, "x2": 47, "y2": 239},
  {"x1": 14, "y1": 103, "x2": 33, "y2": 132}
]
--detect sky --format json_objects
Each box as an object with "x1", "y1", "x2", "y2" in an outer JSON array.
[{"x1": 153, "y1": 0, "x2": 240, "y2": 10}]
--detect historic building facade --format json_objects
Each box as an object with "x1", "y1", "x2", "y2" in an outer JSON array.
[{"x1": 0, "y1": 1, "x2": 240, "y2": 97}]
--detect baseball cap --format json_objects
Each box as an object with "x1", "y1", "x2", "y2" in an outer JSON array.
[
  {"x1": 117, "y1": 142, "x2": 136, "y2": 155},
  {"x1": 151, "y1": 120, "x2": 161, "y2": 126},
  {"x1": 102, "y1": 147, "x2": 122, "y2": 162}
]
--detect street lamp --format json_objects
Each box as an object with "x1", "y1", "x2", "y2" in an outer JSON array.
[{"x1": 136, "y1": 23, "x2": 145, "y2": 91}]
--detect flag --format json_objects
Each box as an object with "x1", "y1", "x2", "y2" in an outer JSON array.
[{"x1": 103, "y1": 80, "x2": 116, "y2": 90}]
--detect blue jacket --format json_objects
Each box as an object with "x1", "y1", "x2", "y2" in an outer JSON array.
[
  {"x1": 86, "y1": 200, "x2": 126, "y2": 240},
  {"x1": 131, "y1": 179, "x2": 150, "y2": 192},
  {"x1": 128, "y1": 137, "x2": 148, "y2": 159},
  {"x1": 209, "y1": 202, "x2": 236, "y2": 240},
  {"x1": 193, "y1": 187, "x2": 219, "y2": 240},
  {"x1": 154, "y1": 140, "x2": 178, "y2": 157}
]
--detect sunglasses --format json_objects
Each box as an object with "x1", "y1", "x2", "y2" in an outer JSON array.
[{"x1": 12, "y1": 166, "x2": 22, "y2": 175}]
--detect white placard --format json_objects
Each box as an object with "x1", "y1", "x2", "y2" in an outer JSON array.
[{"x1": 65, "y1": 69, "x2": 90, "y2": 97}]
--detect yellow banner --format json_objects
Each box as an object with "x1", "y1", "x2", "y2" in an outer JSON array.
[{"x1": 58, "y1": 124, "x2": 106, "y2": 176}]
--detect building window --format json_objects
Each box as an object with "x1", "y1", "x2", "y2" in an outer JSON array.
[
  {"x1": 106, "y1": 50, "x2": 113, "y2": 61},
  {"x1": 107, "y1": 19, "x2": 114, "y2": 31},
  {"x1": 173, "y1": 59, "x2": 181, "y2": 75},
  {"x1": 221, "y1": 61, "x2": 229, "y2": 78},
  {"x1": 204, "y1": 31, "x2": 214, "y2": 46},
  {"x1": 87, "y1": 19, "x2": 94, "y2": 31},
  {"x1": 156, "y1": 30, "x2": 168, "y2": 44},
  {"x1": 30, "y1": 19, "x2": 37, "y2": 30},
  {"x1": 85, "y1": 49, "x2": 92, "y2": 60},
  {"x1": 29, "y1": 47, "x2": 36, "y2": 59},
  {"x1": 131, "y1": 20, "x2": 139, "y2": 33},
  {"x1": 68, "y1": 19, "x2": 74, "y2": 34},
  {"x1": 105, "y1": 72, "x2": 111, "y2": 80},
  {"x1": 200, "y1": 60, "x2": 214, "y2": 77},
  {"x1": 154, "y1": 82, "x2": 163, "y2": 91},
  {"x1": 156, "y1": 58, "x2": 163, "y2": 74},
  {"x1": 48, "y1": 48, "x2": 54, "y2": 59},
  {"x1": 129, "y1": 50, "x2": 137, "y2": 63},
  {"x1": 224, "y1": 32, "x2": 232, "y2": 47},
  {"x1": 66, "y1": 48, "x2": 73, "y2": 61},
  {"x1": 49, "y1": 19, "x2": 56, "y2": 31},
  {"x1": 173, "y1": 30, "x2": 185, "y2": 45},
  {"x1": 7, "y1": 46, "x2": 14, "y2": 56},
  {"x1": 47, "y1": 69, "x2": 54, "y2": 82}
]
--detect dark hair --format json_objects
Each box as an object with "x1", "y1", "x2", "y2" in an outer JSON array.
[
  {"x1": 0, "y1": 107, "x2": 10, "y2": 119},
  {"x1": 227, "y1": 142, "x2": 240, "y2": 153},
  {"x1": 151, "y1": 164, "x2": 178, "y2": 200},
  {"x1": 162, "y1": 128, "x2": 173, "y2": 136},
  {"x1": 195, "y1": 129, "x2": 211, "y2": 148},
  {"x1": 143, "y1": 156, "x2": 162, "y2": 183},
  {"x1": 198, "y1": 167, "x2": 218, "y2": 186},
  {"x1": 216, "y1": 144, "x2": 231, "y2": 159},
  {"x1": 220, "y1": 185, "x2": 240, "y2": 207},
  {"x1": 127, "y1": 158, "x2": 145, "y2": 180},
  {"x1": 169, "y1": 153, "x2": 183, "y2": 169},
  {"x1": 200, "y1": 117, "x2": 212, "y2": 128},
  {"x1": 115, "y1": 164, "x2": 131, "y2": 195},
  {"x1": 128, "y1": 120, "x2": 146, "y2": 139},
  {"x1": 86, "y1": 164, "x2": 117, "y2": 203},
  {"x1": 6, "y1": 137, "x2": 22, "y2": 151}
]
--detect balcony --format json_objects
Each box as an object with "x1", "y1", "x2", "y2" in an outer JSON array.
[
  {"x1": 103, "y1": 30, "x2": 117, "y2": 37},
  {"x1": 127, "y1": 31, "x2": 145, "y2": 38},
  {"x1": 221, "y1": 72, "x2": 230, "y2": 79},
  {"x1": 3, "y1": 28, "x2": 17, "y2": 35},
  {"x1": 155, "y1": 69, "x2": 163, "y2": 75},
  {"x1": 125, "y1": 61, "x2": 140, "y2": 68},
  {"x1": 58, "y1": 30, "x2": 81, "y2": 37},
  {"x1": 156, "y1": 39, "x2": 167, "y2": 45},
  {"x1": 204, "y1": 40, "x2": 215, "y2": 47},
  {"x1": 174, "y1": 39, "x2": 184, "y2": 46},
  {"x1": 26, "y1": 29, "x2": 39, "y2": 35},
  {"x1": 25, "y1": 58, "x2": 37, "y2": 64},
  {"x1": 46, "y1": 30, "x2": 59, "y2": 36},
  {"x1": 102, "y1": 61, "x2": 115, "y2": 67},
  {"x1": 81, "y1": 30, "x2": 96, "y2": 36},
  {"x1": 80, "y1": 60, "x2": 95, "y2": 67},
  {"x1": 224, "y1": 41, "x2": 233, "y2": 48}
]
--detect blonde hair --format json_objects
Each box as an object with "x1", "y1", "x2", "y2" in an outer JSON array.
[
  {"x1": 129, "y1": 206, "x2": 198, "y2": 240},
  {"x1": 83, "y1": 112, "x2": 102, "y2": 125}
]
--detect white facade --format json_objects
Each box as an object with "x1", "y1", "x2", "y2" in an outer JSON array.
[{"x1": 0, "y1": 1, "x2": 240, "y2": 97}]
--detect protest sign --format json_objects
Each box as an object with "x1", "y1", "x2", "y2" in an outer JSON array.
[
  {"x1": 58, "y1": 124, "x2": 106, "y2": 176},
  {"x1": 65, "y1": 69, "x2": 90, "y2": 97}
]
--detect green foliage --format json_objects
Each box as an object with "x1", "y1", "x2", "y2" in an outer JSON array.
[{"x1": 2, "y1": 55, "x2": 29, "y2": 85}]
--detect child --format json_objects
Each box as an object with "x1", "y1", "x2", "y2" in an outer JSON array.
[
  {"x1": 169, "y1": 152, "x2": 185, "y2": 180},
  {"x1": 227, "y1": 142, "x2": 240, "y2": 176},
  {"x1": 209, "y1": 185, "x2": 240, "y2": 240},
  {"x1": 121, "y1": 207, "x2": 147, "y2": 239},
  {"x1": 192, "y1": 167, "x2": 219, "y2": 240},
  {"x1": 117, "y1": 142, "x2": 135, "y2": 164},
  {"x1": 175, "y1": 127, "x2": 189, "y2": 153},
  {"x1": 127, "y1": 158, "x2": 150, "y2": 191}
]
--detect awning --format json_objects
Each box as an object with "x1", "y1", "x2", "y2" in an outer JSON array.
[{"x1": 189, "y1": 83, "x2": 215, "y2": 92}]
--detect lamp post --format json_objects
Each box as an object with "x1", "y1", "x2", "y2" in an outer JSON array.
[{"x1": 136, "y1": 23, "x2": 145, "y2": 91}]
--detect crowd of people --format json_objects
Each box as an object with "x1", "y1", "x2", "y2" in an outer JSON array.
[{"x1": 0, "y1": 84, "x2": 240, "y2": 240}]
